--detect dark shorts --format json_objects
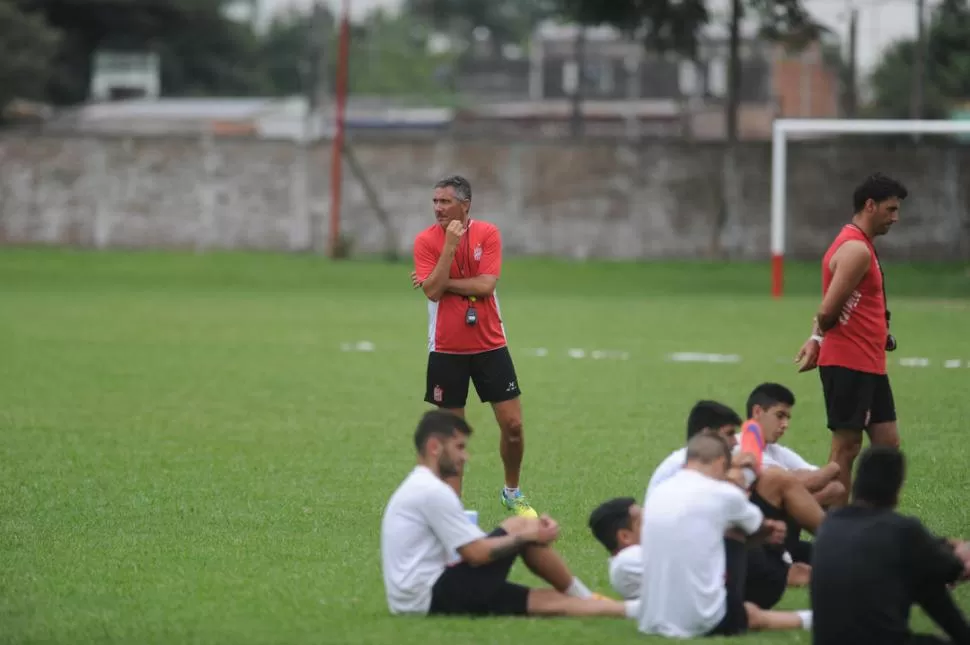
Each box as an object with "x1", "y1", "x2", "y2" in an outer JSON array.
[
  {"x1": 707, "y1": 537, "x2": 750, "y2": 637},
  {"x1": 746, "y1": 489, "x2": 798, "y2": 610},
  {"x1": 428, "y1": 528, "x2": 530, "y2": 617},
  {"x1": 819, "y1": 365, "x2": 897, "y2": 431},
  {"x1": 425, "y1": 347, "x2": 521, "y2": 409}
]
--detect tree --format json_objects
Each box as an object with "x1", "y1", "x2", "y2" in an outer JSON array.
[
  {"x1": 0, "y1": 2, "x2": 60, "y2": 116},
  {"x1": 403, "y1": 0, "x2": 559, "y2": 52},
  {"x1": 13, "y1": 0, "x2": 269, "y2": 104},
  {"x1": 868, "y1": 0, "x2": 970, "y2": 119},
  {"x1": 556, "y1": 0, "x2": 823, "y2": 257}
]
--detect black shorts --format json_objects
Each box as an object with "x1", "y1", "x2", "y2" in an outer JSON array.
[
  {"x1": 428, "y1": 528, "x2": 530, "y2": 617},
  {"x1": 744, "y1": 545, "x2": 788, "y2": 610},
  {"x1": 425, "y1": 347, "x2": 521, "y2": 409},
  {"x1": 819, "y1": 365, "x2": 897, "y2": 431},
  {"x1": 707, "y1": 537, "x2": 749, "y2": 637},
  {"x1": 745, "y1": 489, "x2": 796, "y2": 609}
]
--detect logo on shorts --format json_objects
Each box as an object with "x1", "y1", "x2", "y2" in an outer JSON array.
[
  {"x1": 433, "y1": 385, "x2": 443, "y2": 403},
  {"x1": 474, "y1": 245, "x2": 483, "y2": 261}
]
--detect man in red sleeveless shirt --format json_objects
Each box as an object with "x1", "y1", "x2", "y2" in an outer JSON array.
[
  {"x1": 410, "y1": 175, "x2": 537, "y2": 518},
  {"x1": 794, "y1": 173, "x2": 908, "y2": 506}
]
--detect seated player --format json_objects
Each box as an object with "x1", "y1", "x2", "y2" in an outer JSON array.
[
  {"x1": 811, "y1": 446, "x2": 970, "y2": 645},
  {"x1": 380, "y1": 410, "x2": 640, "y2": 620},
  {"x1": 636, "y1": 434, "x2": 812, "y2": 638},
  {"x1": 742, "y1": 382, "x2": 844, "y2": 509},
  {"x1": 587, "y1": 497, "x2": 643, "y2": 600},
  {"x1": 738, "y1": 384, "x2": 827, "y2": 596},
  {"x1": 649, "y1": 398, "x2": 826, "y2": 607}
]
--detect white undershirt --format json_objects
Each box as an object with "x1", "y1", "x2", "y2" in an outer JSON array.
[
  {"x1": 380, "y1": 465, "x2": 486, "y2": 615},
  {"x1": 637, "y1": 469, "x2": 764, "y2": 638}
]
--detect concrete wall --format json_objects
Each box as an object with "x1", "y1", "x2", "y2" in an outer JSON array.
[{"x1": 1, "y1": 133, "x2": 968, "y2": 261}]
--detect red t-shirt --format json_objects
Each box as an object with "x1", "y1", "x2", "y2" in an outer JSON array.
[
  {"x1": 413, "y1": 219, "x2": 507, "y2": 354},
  {"x1": 817, "y1": 224, "x2": 888, "y2": 375}
]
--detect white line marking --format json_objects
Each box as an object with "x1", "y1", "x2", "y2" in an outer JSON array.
[
  {"x1": 944, "y1": 359, "x2": 963, "y2": 368},
  {"x1": 524, "y1": 348, "x2": 548, "y2": 357},
  {"x1": 668, "y1": 352, "x2": 742, "y2": 364},
  {"x1": 898, "y1": 357, "x2": 930, "y2": 367},
  {"x1": 340, "y1": 341, "x2": 376, "y2": 352},
  {"x1": 567, "y1": 348, "x2": 586, "y2": 359}
]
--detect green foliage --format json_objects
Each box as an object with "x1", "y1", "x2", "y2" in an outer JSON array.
[
  {"x1": 346, "y1": 11, "x2": 457, "y2": 99},
  {"x1": 0, "y1": 1, "x2": 60, "y2": 115},
  {"x1": 403, "y1": 0, "x2": 559, "y2": 49},
  {"x1": 868, "y1": 0, "x2": 970, "y2": 119},
  {"x1": 556, "y1": 0, "x2": 822, "y2": 56}
]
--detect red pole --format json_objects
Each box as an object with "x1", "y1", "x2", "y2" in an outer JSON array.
[
  {"x1": 329, "y1": 0, "x2": 351, "y2": 257},
  {"x1": 771, "y1": 253, "x2": 784, "y2": 299}
]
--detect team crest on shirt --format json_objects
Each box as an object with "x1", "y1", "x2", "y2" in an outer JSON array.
[{"x1": 473, "y1": 245, "x2": 483, "y2": 261}]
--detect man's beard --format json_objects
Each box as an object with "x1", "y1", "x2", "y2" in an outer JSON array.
[{"x1": 438, "y1": 454, "x2": 460, "y2": 478}]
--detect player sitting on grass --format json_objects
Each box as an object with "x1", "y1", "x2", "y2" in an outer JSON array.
[
  {"x1": 380, "y1": 410, "x2": 640, "y2": 620},
  {"x1": 588, "y1": 497, "x2": 643, "y2": 601},
  {"x1": 742, "y1": 383, "x2": 844, "y2": 509},
  {"x1": 740, "y1": 383, "x2": 845, "y2": 574},
  {"x1": 588, "y1": 494, "x2": 813, "y2": 635},
  {"x1": 636, "y1": 434, "x2": 813, "y2": 638},
  {"x1": 811, "y1": 446, "x2": 970, "y2": 645},
  {"x1": 648, "y1": 399, "x2": 827, "y2": 607}
]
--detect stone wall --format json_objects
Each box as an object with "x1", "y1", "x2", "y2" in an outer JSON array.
[{"x1": 1, "y1": 133, "x2": 968, "y2": 261}]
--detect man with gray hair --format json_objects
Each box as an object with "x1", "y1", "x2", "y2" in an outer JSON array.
[{"x1": 410, "y1": 175, "x2": 535, "y2": 518}]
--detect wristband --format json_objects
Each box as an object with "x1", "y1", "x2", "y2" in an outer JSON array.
[{"x1": 810, "y1": 334, "x2": 823, "y2": 344}]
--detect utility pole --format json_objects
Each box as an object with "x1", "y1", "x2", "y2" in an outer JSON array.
[
  {"x1": 569, "y1": 25, "x2": 586, "y2": 139},
  {"x1": 846, "y1": 4, "x2": 858, "y2": 118},
  {"x1": 911, "y1": 0, "x2": 926, "y2": 120}
]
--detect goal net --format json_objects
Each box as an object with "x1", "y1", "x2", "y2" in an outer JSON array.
[{"x1": 771, "y1": 119, "x2": 970, "y2": 298}]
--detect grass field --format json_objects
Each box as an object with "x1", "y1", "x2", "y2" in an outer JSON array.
[{"x1": 1, "y1": 248, "x2": 968, "y2": 645}]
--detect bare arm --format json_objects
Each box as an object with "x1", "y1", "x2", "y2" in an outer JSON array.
[
  {"x1": 457, "y1": 516, "x2": 556, "y2": 566},
  {"x1": 457, "y1": 533, "x2": 529, "y2": 566},
  {"x1": 421, "y1": 246, "x2": 456, "y2": 302},
  {"x1": 816, "y1": 241, "x2": 871, "y2": 332},
  {"x1": 446, "y1": 275, "x2": 497, "y2": 298},
  {"x1": 792, "y1": 463, "x2": 839, "y2": 492}
]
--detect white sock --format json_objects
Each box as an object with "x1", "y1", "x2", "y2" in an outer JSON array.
[
  {"x1": 797, "y1": 609, "x2": 813, "y2": 630},
  {"x1": 624, "y1": 599, "x2": 641, "y2": 619},
  {"x1": 566, "y1": 577, "x2": 592, "y2": 598},
  {"x1": 504, "y1": 487, "x2": 519, "y2": 496}
]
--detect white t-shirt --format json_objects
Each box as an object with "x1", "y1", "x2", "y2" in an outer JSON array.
[
  {"x1": 637, "y1": 468, "x2": 765, "y2": 639},
  {"x1": 648, "y1": 443, "x2": 817, "y2": 499},
  {"x1": 380, "y1": 465, "x2": 486, "y2": 615},
  {"x1": 758, "y1": 444, "x2": 818, "y2": 472},
  {"x1": 647, "y1": 447, "x2": 687, "y2": 497},
  {"x1": 609, "y1": 544, "x2": 644, "y2": 600}
]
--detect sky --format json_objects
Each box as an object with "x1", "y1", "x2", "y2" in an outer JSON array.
[{"x1": 263, "y1": 0, "x2": 924, "y2": 74}]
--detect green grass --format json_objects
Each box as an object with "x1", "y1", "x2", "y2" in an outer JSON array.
[{"x1": 0, "y1": 248, "x2": 968, "y2": 645}]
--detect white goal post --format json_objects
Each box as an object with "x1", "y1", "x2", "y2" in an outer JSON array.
[{"x1": 769, "y1": 118, "x2": 970, "y2": 298}]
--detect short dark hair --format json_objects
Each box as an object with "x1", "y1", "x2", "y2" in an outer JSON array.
[
  {"x1": 852, "y1": 173, "x2": 908, "y2": 213},
  {"x1": 685, "y1": 433, "x2": 732, "y2": 465},
  {"x1": 686, "y1": 400, "x2": 743, "y2": 440},
  {"x1": 852, "y1": 446, "x2": 905, "y2": 508},
  {"x1": 434, "y1": 175, "x2": 472, "y2": 202},
  {"x1": 746, "y1": 383, "x2": 796, "y2": 418},
  {"x1": 413, "y1": 410, "x2": 472, "y2": 454},
  {"x1": 588, "y1": 496, "x2": 636, "y2": 553}
]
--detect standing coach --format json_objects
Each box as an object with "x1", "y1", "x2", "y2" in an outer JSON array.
[
  {"x1": 794, "y1": 173, "x2": 908, "y2": 507},
  {"x1": 410, "y1": 175, "x2": 537, "y2": 519}
]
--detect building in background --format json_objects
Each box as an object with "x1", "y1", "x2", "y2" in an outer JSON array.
[
  {"x1": 452, "y1": 21, "x2": 842, "y2": 140},
  {"x1": 89, "y1": 51, "x2": 162, "y2": 102}
]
